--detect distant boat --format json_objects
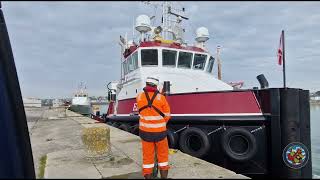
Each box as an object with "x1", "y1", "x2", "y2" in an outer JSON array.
[
  {"x1": 23, "y1": 97, "x2": 42, "y2": 108},
  {"x1": 69, "y1": 82, "x2": 91, "y2": 115},
  {"x1": 52, "y1": 99, "x2": 64, "y2": 107},
  {"x1": 90, "y1": 97, "x2": 109, "y2": 116}
]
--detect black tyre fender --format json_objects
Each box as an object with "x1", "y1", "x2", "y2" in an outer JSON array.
[
  {"x1": 167, "y1": 128, "x2": 178, "y2": 149},
  {"x1": 112, "y1": 122, "x2": 120, "y2": 128},
  {"x1": 130, "y1": 124, "x2": 139, "y2": 135},
  {"x1": 179, "y1": 127, "x2": 211, "y2": 158},
  {"x1": 221, "y1": 127, "x2": 257, "y2": 162},
  {"x1": 118, "y1": 124, "x2": 130, "y2": 132}
]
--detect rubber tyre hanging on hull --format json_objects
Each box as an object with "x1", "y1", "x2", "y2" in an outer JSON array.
[
  {"x1": 130, "y1": 124, "x2": 139, "y2": 135},
  {"x1": 167, "y1": 128, "x2": 178, "y2": 149},
  {"x1": 179, "y1": 127, "x2": 211, "y2": 158},
  {"x1": 221, "y1": 127, "x2": 257, "y2": 162},
  {"x1": 111, "y1": 122, "x2": 120, "y2": 128},
  {"x1": 118, "y1": 124, "x2": 130, "y2": 132}
]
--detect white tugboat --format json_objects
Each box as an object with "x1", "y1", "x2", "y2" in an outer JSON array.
[{"x1": 102, "y1": 2, "x2": 312, "y2": 178}]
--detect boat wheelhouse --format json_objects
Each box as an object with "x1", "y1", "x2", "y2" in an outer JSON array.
[{"x1": 118, "y1": 40, "x2": 233, "y2": 101}]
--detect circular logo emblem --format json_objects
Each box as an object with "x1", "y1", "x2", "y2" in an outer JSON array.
[{"x1": 282, "y1": 142, "x2": 309, "y2": 169}]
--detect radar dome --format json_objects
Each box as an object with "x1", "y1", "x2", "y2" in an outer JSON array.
[
  {"x1": 195, "y1": 27, "x2": 209, "y2": 42},
  {"x1": 135, "y1": 15, "x2": 151, "y2": 33}
]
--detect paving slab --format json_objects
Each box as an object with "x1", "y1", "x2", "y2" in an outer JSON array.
[
  {"x1": 30, "y1": 108, "x2": 249, "y2": 179},
  {"x1": 105, "y1": 124, "x2": 249, "y2": 179},
  {"x1": 45, "y1": 149, "x2": 101, "y2": 179}
]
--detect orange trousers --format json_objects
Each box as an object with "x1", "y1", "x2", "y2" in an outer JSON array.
[{"x1": 141, "y1": 137, "x2": 170, "y2": 176}]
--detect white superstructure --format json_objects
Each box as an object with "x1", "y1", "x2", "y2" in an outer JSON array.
[
  {"x1": 23, "y1": 97, "x2": 42, "y2": 108},
  {"x1": 52, "y1": 99, "x2": 64, "y2": 107},
  {"x1": 113, "y1": 2, "x2": 233, "y2": 102},
  {"x1": 71, "y1": 82, "x2": 90, "y2": 106}
]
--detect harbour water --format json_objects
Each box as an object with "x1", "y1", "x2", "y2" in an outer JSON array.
[{"x1": 311, "y1": 104, "x2": 320, "y2": 176}]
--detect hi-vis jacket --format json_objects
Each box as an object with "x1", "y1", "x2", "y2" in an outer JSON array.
[{"x1": 136, "y1": 89, "x2": 171, "y2": 142}]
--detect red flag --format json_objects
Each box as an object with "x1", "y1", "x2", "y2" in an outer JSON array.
[{"x1": 277, "y1": 32, "x2": 283, "y2": 65}]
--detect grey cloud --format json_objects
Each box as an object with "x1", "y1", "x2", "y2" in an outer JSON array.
[{"x1": 2, "y1": 1, "x2": 320, "y2": 98}]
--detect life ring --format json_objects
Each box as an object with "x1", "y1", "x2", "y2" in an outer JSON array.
[
  {"x1": 179, "y1": 127, "x2": 211, "y2": 158},
  {"x1": 221, "y1": 127, "x2": 257, "y2": 162},
  {"x1": 118, "y1": 124, "x2": 130, "y2": 132},
  {"x1": 167, "y1": 128, "x2": 179, "y2": 149}
]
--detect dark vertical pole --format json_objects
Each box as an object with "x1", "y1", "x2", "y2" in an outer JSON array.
[
  {"x1": 269, "y1": 88, "x2": 282, "y2": 178},
  {"x1": 282, "y1": 30, "x2": 286, "y2": 88},
  {"x1": 0, "y1": 3, "x2": 35, "y2": 178}
]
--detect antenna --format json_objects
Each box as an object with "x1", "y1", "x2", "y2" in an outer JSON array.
[
  {"x1": 132, "y1": 17, "x2": 135, "y2": 42},
  {"x1": 125, "y1": 32, "x2": 128, "y2": 48},
  {"x1": 168, "y1": 6, "x2": 189, "y2": 20},
  {"x1": 140, "y1": 1, "x2": 188, "y2": 43},
  {"x1": 216, "y1": 46, "x2": 222, "y2": 80}
]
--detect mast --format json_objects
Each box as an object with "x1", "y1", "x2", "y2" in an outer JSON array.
[
  {"x1": 142, "y1": 1, "x2": 187, "y2": 42},
  {"x1": 162, "y1": 2, "x2": 166, "y2": 39},
  {"x1": 132, "y1": 17, "x2": 135, "y2": 42},
  {"x1": 216, "y1": 46, "x2": 222, "y2": 80},
  {"x1": 282, "y1": 30, "x2": 286, "y2": 88}
]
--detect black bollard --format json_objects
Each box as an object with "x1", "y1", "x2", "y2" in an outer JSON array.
[
  {"x1": 278, "y1": 88, "x2": 312, "y2": 178},
  {"x1": 267, "y1": 88, "x2": 312, "y2": 178}
]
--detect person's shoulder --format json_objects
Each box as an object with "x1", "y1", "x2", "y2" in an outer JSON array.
[
  {"x1": 136, "y1": 92, "x2": 144, "y2": 100},
  {"x1": 157, "y1": 93, "x2": 167, "y2": 100}
]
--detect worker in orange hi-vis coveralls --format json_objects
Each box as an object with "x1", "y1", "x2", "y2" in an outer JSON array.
[{"x1": 136, "y1": 77, "x2": 171, "y2": 179}]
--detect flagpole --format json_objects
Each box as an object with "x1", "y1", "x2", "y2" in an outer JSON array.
[{"x1": 282, "y1": 30, "x2": 286, "y2": 88}]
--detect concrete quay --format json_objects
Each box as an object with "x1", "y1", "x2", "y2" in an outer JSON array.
[{"x1": 26, "y1": 107, "x2": 249, "y2": 179}]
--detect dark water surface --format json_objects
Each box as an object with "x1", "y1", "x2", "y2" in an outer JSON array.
[{"x1": 311, "y1": 104, "x2": 320, "y2": 177}]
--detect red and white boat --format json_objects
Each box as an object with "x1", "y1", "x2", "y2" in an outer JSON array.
[
  {"x1": 106, "y1": 2, "x2": 264, "y2": 120},
  {"x1": 103, "y1": 2, "x2": 312, "y2": 178}
]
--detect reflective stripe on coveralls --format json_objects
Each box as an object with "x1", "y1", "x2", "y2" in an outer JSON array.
[{"x1": 137, "y1": 89, "x2": 170, "y2": 134}]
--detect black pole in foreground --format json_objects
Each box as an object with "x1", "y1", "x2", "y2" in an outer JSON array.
[{"x1": 282, "y1": 30, "x2": 286, "y2": 88}]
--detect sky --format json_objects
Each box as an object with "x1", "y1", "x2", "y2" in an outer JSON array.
[{"x1": 2, "y1": 1, "x2": 320, "y2": 98}]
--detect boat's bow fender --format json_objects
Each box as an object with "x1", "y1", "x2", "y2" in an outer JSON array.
[{"x1": 221, "y1": 127, "x2": 257, "y2": 162}]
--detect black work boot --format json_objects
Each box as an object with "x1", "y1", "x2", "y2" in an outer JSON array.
[
  {"x1": 144, "y1": 173, "x2": 152, "y2": 179},
  {"x1": 160, "y1": 170, "x2": 168, "y2": 179}
]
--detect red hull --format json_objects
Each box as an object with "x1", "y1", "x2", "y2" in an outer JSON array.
[{"x1": 113, "y1": 90, "x2": 263, "y2": 116}]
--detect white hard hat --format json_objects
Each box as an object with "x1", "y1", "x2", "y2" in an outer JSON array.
[{"x1": 146, "y1": 77, "x2": 159, "y2": 86}]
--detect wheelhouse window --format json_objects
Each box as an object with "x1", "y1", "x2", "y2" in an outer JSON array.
[
  {"x1": 162, "y1": 49, "x2": 177, "y2": 67},
  {"x1": 127, "y1": 56, "x2": 134, "y2": 73},
  {"x1": 132, "y1": 52, "x2": 138, "y2": 70},
  {"x1": 193, "y1": 54, "x2": 207, "y2": 70},
  {"x1": 127, "y1": 52, "x2": 138, "y2": 73},
  {"x1": 206, "y1": 56, "x2": 215, "y2": 73},
  {"x1": 122, "y1": 51, "x2": 139, "y2": 75},
  {"x1": 122, "y1": 61, "x2": 128, "y2": 75},
  {"x1": 178, "y1": 51, "x2": 193, "y2": 69},
  {"x1": 141, "y1": 49, "x2": 158, "y2": 66}
]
